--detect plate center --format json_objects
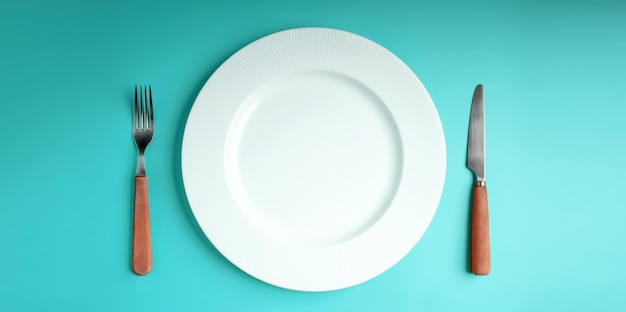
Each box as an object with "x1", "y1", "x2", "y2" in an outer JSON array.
[{"x1": 225, "y1": 70, "x2": 402, "y2": 245}]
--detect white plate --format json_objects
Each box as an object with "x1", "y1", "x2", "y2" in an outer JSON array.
[{"x1": 181, "y1": 27, "x2": 445, "y2": 291}]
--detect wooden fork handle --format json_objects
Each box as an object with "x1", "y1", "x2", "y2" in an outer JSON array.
[
  {"x1": 470, "y1": 181, "x2": 490, "y2": 275},
  {"x1": 132, "y1": 176, "x2": 152, "y2": 275}
]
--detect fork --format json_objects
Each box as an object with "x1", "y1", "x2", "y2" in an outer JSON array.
[{"x1": 132, "y1": 85, "x2": 154, "y2": 275}]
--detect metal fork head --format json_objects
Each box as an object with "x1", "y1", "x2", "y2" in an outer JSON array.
[{"x1": 133, "y1": 85, "x2": 154, "y2": 151}]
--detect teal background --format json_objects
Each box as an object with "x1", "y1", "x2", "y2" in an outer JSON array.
[{"x1": 1, "y1": 0, "x2": 625, "y2": 311}]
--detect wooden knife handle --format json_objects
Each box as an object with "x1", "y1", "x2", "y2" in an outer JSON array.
[
  {"x1": 470, "y1": 181, "x2": 490, "y2": 275},
  {"x1": 132, "y1": 176, "x2": 152, "y2": 275}
]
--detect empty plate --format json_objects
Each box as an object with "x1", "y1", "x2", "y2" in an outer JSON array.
[{"x1": 181, "y1": 27, "x2": 446, "y2": 291}]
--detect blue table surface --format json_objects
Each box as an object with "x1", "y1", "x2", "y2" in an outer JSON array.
[{"x1": 1, "y1": 0, "x2": 625, "y2": 311}]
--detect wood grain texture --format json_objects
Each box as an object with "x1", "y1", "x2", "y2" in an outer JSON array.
[
  {"x1": 132, "y1": 176, "x2": 152, "y2": 275},
  {"x1": 470, "y1": 183, "x2": 490, "y2": 275}
]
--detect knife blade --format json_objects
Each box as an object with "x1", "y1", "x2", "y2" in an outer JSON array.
[{"x1": 467, "y1": 84, "x2": 490, "y2": 275}]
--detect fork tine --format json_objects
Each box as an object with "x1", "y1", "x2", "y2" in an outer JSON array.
[
  {"x1": 139, "y1": 85, "x2": 143, "y2": 129},
  {"x1": 134, "y1": 85, "x2": 138, "y2": 129},
  {"x1": 149, "y1": 86, "x2": 154, "y2": 129},
  {"x1": 143, "y1": 85, "x2": 148, "y2": 129},
  {"x1": 138, "y1": 85, "x2": 143, "y2": 129},
  {"x1": 141, "y1": 85, "x2": 145, "y2": 129}
]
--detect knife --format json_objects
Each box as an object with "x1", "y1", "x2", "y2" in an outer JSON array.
[{"x1": 467, "y1": 84, "x2": 490, "y2": 275}]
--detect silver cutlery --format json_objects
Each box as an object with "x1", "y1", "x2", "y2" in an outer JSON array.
[
  {"x1": 132, "y1": 85, "x2": 154, "y2": 275},
  {"x1": 467, "y1": 84, "x2": 490, "y2": 275}
]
